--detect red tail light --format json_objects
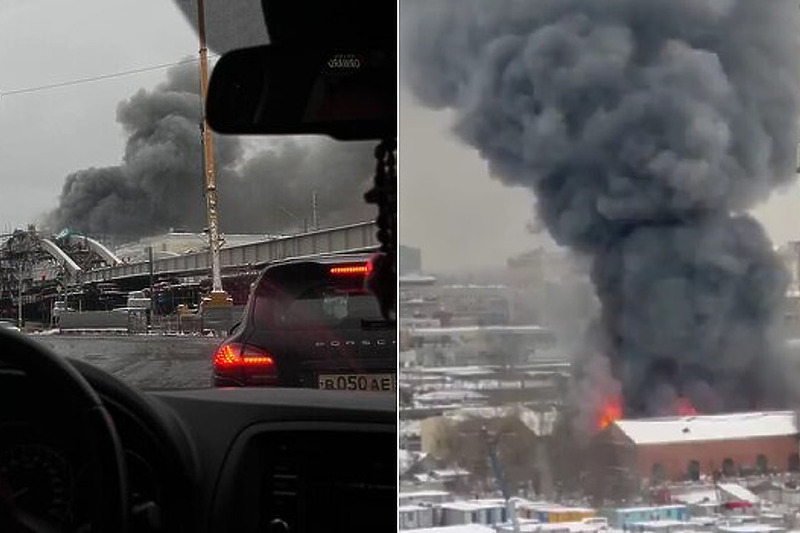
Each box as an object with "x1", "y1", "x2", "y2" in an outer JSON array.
[
  {"x1": 330, "y1": 263, "x2": 371, "y2": 276},
  {"x1": 213, "y1": 343, "x2": 275, "y2": 370}
]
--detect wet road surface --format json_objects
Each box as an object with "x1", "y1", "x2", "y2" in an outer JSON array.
[{"x1": 29, "y1": 334, "x2": 219, "y2": 390}]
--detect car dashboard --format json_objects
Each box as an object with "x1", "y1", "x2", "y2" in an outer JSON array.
[{"x1": 0, "y1": 362, "x2": 396, "y2": 533}]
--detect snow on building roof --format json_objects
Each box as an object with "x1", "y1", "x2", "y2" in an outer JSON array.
[
  {"x1": 399, "y1": 504, "x2": 430, "y2": 512},
  {"x1": 615, "y1": 505, "x2": 687, "y2": 513},
  {"x1": 613, "y1": 411, "x2": 798, "y2": 445},
  {"x1": 399, "y1": 450, "x2": 427, "y2": 476},
  {"x1": 718, "y1": 483, "x2": 760, "y2": 504},
  {"x1": 627, "y1": 520, "x2": 690, "y2": 530},
  {"x1": 400, "y1": 420, "x2": 422, "y2": 437},
  {"x1": 411, "y1": 325, "x2": 550, "y2": 336},
  {"x1": 400, "y1": 273, "x2": 438, "y2": 281},
  {"x1": 717, "y1": 525, "x2": 784, "y2": 533},
  {"x1": 534, "y1": 506, "x2": 596, "y2": 514},
  {"x1": 400, "y1": 489, "x2": 451, "y2": 498},
  {"x1": 514, "y1": 522, "x2": 604, "y2": 533},
  {"x1": 406, "y1": 525, "x2": 495, "y2": 533},
  {"x1": 444, "y1": 406, "x2": 558, "y2": 436},
  {"x1": 671, "y1": 489, "x2": 719, "y2": 505},
  {"x1": 416, "y1": 390, "x2": 487, "y2": 402},
  {"x1": 440, "y1": 500, "x2": 504, "y2": 511},
  {"x1": 414, "y1": 366, "x2": 495, "y2": 376},
  {"x1": 431, "y1": 468, "x2": 470, "y2": 478}
]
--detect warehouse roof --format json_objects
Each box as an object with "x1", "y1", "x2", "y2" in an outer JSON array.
[{"x1": 613, "y1": 411, "x2": 797, "y2": 445}]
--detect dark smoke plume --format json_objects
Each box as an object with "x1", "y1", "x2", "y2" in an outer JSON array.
[
  {"x1": 402, "y1": 0, "x2": 800, "y2": 423},
  {"x1": 48, "y1": 62, "x2": 374, "y2": 239}
]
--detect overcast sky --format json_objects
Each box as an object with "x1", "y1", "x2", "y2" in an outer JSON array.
[{"x1": 0, "y1": 0, "x2": 266, "y2": 233}]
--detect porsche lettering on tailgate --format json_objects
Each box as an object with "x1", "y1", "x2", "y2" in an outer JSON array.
[{"x1": 318, "y1": 373, "x2": 396, "y2": 391}]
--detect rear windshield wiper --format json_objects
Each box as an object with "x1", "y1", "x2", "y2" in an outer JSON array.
[{"x1": 361, "y1": 318, "x2": 396, "y2": 330}]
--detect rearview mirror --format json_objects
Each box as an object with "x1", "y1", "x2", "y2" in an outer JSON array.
[{"x1": 206, "y1": 45, "x2": 395, "y2": 140}]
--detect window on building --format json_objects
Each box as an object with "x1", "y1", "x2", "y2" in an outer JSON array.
[
  {"x1": 651, "y1": 463, "x2": 666, "y2": 483},
  {"x1": 756, "y1": 454, "x2": 768, "y2": 474},
  {"x1": 688, "y1": 459, "x2": 700, "y2": 481},
  {"x1": 722, "y1": 458, "x2": 736, "y2": 477},
  {"x1": 789, "y1": 453, "x2": 800, "y2": 472}
]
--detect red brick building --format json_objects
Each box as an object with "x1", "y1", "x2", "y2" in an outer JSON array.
[{"x1": 592, "y1": 411, "x2": 799, "y2": 488}]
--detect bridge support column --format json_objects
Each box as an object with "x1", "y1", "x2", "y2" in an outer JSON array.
[{"x1": 200, "y1": 290, "x2": 234, "y2": 335}]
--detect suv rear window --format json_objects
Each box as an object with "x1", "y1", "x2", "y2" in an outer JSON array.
[{"x1": 251, "y1": 262, "x2": 383, "y2": 330}]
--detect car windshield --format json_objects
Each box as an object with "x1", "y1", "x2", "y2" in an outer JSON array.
[
  {"x1": 0, "y1": 1, "x2": 388, "y2": 392},
  {"x1": 399, "y1": 0, "x2": 800, "y2": 520}
]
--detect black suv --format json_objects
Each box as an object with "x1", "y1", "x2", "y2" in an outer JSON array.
[{"x1": 212, "y1": 253, "x2": 396, "y2": 390}]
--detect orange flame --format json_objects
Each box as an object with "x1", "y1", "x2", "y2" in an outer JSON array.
[
  {"x1": 597, "y1": 397, "x2": 623, "y2": 430},
  {"x1": 674, "y1": 397, "x2": 697, "y2": 416}
]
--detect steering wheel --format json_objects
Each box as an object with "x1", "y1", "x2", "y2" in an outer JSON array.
[{"x1": 0, "y1": 330, "x2": 128, "y2": 532}]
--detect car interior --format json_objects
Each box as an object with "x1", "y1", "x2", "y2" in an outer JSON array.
[{"x1": 0, "y1": 1, "x2": 397, "y2": 532}]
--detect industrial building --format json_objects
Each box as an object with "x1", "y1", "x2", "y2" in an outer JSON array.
[{"x1": 592, "y1": 411, "x2": 800, "y2": 487}]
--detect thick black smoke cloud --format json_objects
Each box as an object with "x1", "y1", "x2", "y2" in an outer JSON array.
[
  {"x1": 402, "y1": 0, "x2": 800, "y2": 421},
  {"x1": 48, "y1": 62, "x2": 374, "y2": 239}
]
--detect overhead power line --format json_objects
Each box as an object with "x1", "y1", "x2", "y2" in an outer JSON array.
[{"x1": 0, "y1": 54, "x2": 220, "y2": 97}]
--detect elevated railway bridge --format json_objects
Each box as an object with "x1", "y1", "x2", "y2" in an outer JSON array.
[{"x1": 0, "y1": 222, "x2": 378, "y2": 323}]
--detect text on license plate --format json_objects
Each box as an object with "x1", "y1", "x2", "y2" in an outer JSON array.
[{"x1": 318, "y1": 373, "x2": 396, "y2": 392}]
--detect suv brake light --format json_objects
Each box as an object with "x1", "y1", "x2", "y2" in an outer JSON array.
[
  {"x1": 330, "y1": 262, "x2": 371, "y2": 276},
  {"x1": 213, "y1": 343, "x2": 275, "y2": 369}
]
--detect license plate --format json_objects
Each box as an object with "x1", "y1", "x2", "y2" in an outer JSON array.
[{"x1": 318, "y1": 373, "x2": 396, "y2": 392}]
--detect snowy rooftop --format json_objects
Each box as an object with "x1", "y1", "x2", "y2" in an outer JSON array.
[
  {"x1": 440, "y1": 500, "x2": 504, "y2": 511},
  {"x1": 671, "y1": 489, "x2": 719, "y2": 505},
  {"x1": 627, "y1": 520, "x2": 690, "y2": 530},
  {"x1": 400, "y1": 420, "x2": 422, "y2": 437},
  {"x1": 399, "y1": 449, "x2": 427, "y2": 475},
  {"x1": 411, "y1": 325, "x2": 550, "y2": 336},
  {"x1": 399, "y1": 273, "x2": 438, "y2": 284},
  {"x1": 615, "y1": 504, "x2": 688, "y2": 513},
  {"x1": 515, "y1": 522, "x2": 605, "y2": 533},
  {"x1": 717, "y1": 526, "x2": 784, "y2": 533},
  {"x1": 399, "y1": 504, "x2": 430, "y2": 512},
  {"x1": 431, "y1": 468, "x2": 470, "y2": 478},
  {"x1": 445, "y1": 406, "x2": 558, "y2": 436},
  {"x1": 613, "y1": 411, "x2": 797, "y2": 445},
  {"x1": 529, "y1": 505, "x2": 595, "y2": 513},
  {"x1": 718, "y1": 483, "x2": 759, "y2": 504},
  {"x1": 406, "y1": 525, "x2": 494, "y2": 533},
  {"x1": 399, "y1": 489, "x2": 451, "y2": 499},
  {"x1": 416, "y1": 390, "x2": 487, "y2": 402}
]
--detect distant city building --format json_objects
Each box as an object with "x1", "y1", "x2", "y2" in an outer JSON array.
[
  {"x1": 401, "y1": 244, "x2": 423, "y2": 275},
  {"x1": 776, "y1": 242, "x2": 800, "y2": 335},
  {"x1": 401, "y1": 325, "x2": 557, "y2": 368}
]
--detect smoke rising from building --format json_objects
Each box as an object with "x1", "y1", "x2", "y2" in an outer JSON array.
[
  {"x1": 48, "y1": 62, "x2": 374, "y2": 239},
  {"x1": 401, "y1": 0, "x2": 800, "y2": 423}
]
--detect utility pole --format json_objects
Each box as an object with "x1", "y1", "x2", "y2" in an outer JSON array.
[
  {"x1": 197, "y1": 0, "x2": 231, "y2": 310},
  {"x1": 311, "y1": 191, "x2": 319, "y2": 231},
  {"x1": 16, "y1": 261, "x2": 23, "y2": 329}
]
